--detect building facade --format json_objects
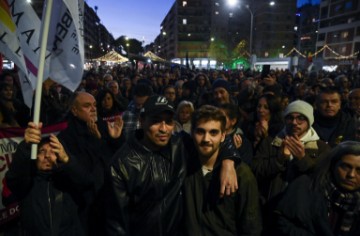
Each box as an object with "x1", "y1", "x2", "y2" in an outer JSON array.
[
  {"x1": 154, "y1": 0, "x2": 297, "y2": 67},
  {"x1": 316, "y1": 0, "x2": 360, "y2": 65},
  {"x1": 26, "y1": 1, "x2": 114, "y2": 61},
  {"x1": 253, "y1": 0, "x2": 297, "y2": 57},
  {"x1": 295, "y1": 3, "x2": 320, "y2": 56}
]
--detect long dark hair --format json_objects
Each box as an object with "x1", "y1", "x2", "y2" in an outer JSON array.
[
  {"x1": 256, "y1": 93, "x2": 283, "y2": 124},
  {"x1": 312, "y1": 141, "x2": 360, "y2": 191},
  {"x1": 96, "y1": 88, "x2": 122, "y2": 116}
]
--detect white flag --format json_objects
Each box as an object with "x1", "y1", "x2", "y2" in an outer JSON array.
[
  {"x1": 0, "y1": 0, "x2": 50, "y2": 107},
  {"x1": 45, "y1": 0, "x2": 84, "y2": 91}
]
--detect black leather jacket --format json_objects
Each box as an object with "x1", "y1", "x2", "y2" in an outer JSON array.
[
  {"x1": 106, "y1": 130, "x2": 240, "y2": 236},
  {"x1": 106, "y1": 130, "x2": 187, "y2": 236}
]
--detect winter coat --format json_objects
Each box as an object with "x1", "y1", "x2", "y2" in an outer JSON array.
[
  {"x1": 57, "y1": 115, "x2": 118, "y2": 235},
  {"x1": 251, "y1": 129, "x2": 330, "y2": 204},
  {"x1": 182, "y1": 157, "x2": 262, "y2": 236},
  {"x1": 271, "y1": 175, "x2": 360, "y2": 236},
  {"x1": 313, "y1": 111, "x2": 357, "y2": 147},
  {"x1": 106, "y1": 130, "x2": 241, "y2": 236},
  {"x1": 4, "y1": 141, "x2": 84, "y2": 236},
  {"x1": 106, "y1": 130, "x2": 188, "y2": 236}
]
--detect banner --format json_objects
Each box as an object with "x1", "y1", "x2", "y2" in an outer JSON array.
[
  {"x1": 0, "y1": 0, "x2": 52, "y2": 107},
  {"x1": 0, "y1": 0, "x2": 84, "y2": 107},
  {"x1": 44, "y1": 0, "x2": 84, "y2": 92},
  {"x1": 0, "y1": 122, "x2": 67, "y2": 226}
]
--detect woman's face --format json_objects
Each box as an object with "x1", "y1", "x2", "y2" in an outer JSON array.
[
  {"x1": 257, "y1": 97, "x2": 271, "y2": 121},
  {"x1": 0, "y1": 86, "x2": 13, "y2": 100},
  {"x1": 101, "y1": 93, "x2": 113, "y2": 110},
  {"x1": 197, "y1": 76, "x2": 206, "y2": 87},
  {"x1": 178, "y1": 106, "x2": 192, "y2": 124},
  {"x1": 334, "y1": 154, "x2": 360, "y2": 192}
]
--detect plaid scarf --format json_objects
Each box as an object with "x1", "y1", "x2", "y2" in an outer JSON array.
[{"x1": 324, "y1": 178, "x2": 360, "y2": 234}]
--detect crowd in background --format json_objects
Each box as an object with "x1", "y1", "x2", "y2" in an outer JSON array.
[
  {"x1": 1, "y1": 64, "x2": 360, "y2": 235},
  {"x1": 1, "y1": 65, "x2": 360, "y2": 142}
]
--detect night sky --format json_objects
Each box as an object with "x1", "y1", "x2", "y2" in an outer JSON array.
[{"x1": 88, "y1": 0, "x2": 321, "y2": 45}]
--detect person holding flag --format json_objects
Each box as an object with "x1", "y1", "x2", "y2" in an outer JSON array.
[{"x1": 3, "y1": 122, "x2": 85, "y2": 235}]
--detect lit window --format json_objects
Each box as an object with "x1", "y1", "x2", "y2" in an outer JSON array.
[
  {"x1": 341, "y1": 46, "x2": 346, "y2": 53},
  {"x1": 341, "y1": 31, "x2": 349, "y2": 39},
  {"x1": 182, "y1": 1, "x2": 187, "y2": 7},
  {"x1": 183, "y1": 19, "x2": 187, "y2": 25}
]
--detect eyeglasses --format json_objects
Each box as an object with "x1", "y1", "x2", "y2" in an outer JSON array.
[{"x1": 285, "y1": 114, "x2": 307, "y2": 123}]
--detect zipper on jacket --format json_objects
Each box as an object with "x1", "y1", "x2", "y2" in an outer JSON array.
[{"x1": 47, "y1": 182, "x2": 53, "y2": 235}]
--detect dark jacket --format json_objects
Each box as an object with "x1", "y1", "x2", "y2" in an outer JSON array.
[
  {"x1": 106, "y1": 130, "x2": 188, "y2": 236},
  {"x1": 106, "y1": 130, "x2": 240, "y2": 236},
  {"x1": 57, "y1": 115, "x2": 118, "y2": 235},
  {"x1": 271, "y1": 175, "x2": 360, "y2": 236},
  {"x1": 183, "y1": 156, "x2": 262, "y2": 236},
  {"x1": 313, "y1": 111, "x2": 357, "y2": 147},
  {"x1": 4, "y1": 141, "x2": 84, "y2": 236},
  {"x1": 226, "y1": 127, "x2": 254, "y2": 165},
  {"x1": 252, "y1": 129, "x2": 330, "y2": 204}
]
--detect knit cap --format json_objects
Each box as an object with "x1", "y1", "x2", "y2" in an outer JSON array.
[
  {"x1": 212, "y1": 79, "x2": 230, "y2": 92},
  {"x1": 283, "y1": 100, "x2": 314, "y2": 126}
]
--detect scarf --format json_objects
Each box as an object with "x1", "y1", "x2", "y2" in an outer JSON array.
[
  {"x1": 324, "y1": 177, "x2": 360, "y2": 234},
  {"x1": 274, "y1": 127, "x2": 320, "y2": 161}
]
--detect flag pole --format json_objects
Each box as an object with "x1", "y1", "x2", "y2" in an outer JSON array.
[{"x1": 31, "y1": 0, "x2": 54, "y2": 159}]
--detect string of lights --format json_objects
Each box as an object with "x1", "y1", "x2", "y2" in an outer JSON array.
[{"x1": 282, "y1": 45, "x2": 359, "y2": 59}]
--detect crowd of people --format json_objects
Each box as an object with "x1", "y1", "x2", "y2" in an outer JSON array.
[{"x1": 1, "y1": 64, "x2": 360, "y2": 235}]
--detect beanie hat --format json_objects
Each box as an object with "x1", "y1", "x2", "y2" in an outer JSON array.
[
  {"x1": 283, "y1": 100, "x2": 314, "y2": 126},
  {"x1": 212, "y1": 79, "x2": 230, "y2": 92}
]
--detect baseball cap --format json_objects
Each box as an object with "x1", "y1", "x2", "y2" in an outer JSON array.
[{"x1": 140, "y1": 95, "x2": 175, "y2": 116}]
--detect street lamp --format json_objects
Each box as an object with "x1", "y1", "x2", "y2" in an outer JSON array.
[
  {"x1": 89, "y1": 45, "x2": 93, "y2": 61},
  {"x1": 227, "y1": 0, "x2": 275, "y2": 55},
  {"x1": 245, "y1": 1, "x2": 275, "y2": 55}
]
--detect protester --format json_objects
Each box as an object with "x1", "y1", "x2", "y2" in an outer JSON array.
[
  {"x1": 212, "y1": 78, "x2": 236, "y2": 105},
  {"x1": 4, "y1": 122, "x2": 84, "y2": 235},
  {"x1": 271, "y1": 141, "x2": 360, "y2": 236},
  {"x1": 244, "y1": 93, "x2": 284, "y2": 151},
  {"x1": 313, "y1": 86, "x2": 357, "y2": 147},
  {"x1": 182, "y1": 105, "x2": 262, "y2": 236},
  {"x1": 106, "y1": 95, "x2": 239, "y2": 236},
  {"x1": 121, "y1": 83, "x2": 153, "y2": 141},
  {"x1": 219, "y1": 103, "x2": 254, "y2": 165},
  {"x1": 41, "y1": 81, "x2": 71, "y2": 125},
  {"x1": 0, "y1": 82, "x2": 30, "y2": 128},
  {"x1": 57, "y1": 91, "x2": 123, "y2": 235},
  {"x1": 163, "y1": 84, "x2": 177, "y2": 107},
  {"x1": 174, "y1": 100, "x2": 194, "y2": 134},
  {"x1": 252, "y1": 100, "x2": 330, "y2": 205},
  {"x1": 96, "y1": 88, "x2": 124, "y2": 122},
  {"x1": 345, "y1": 88, "x2": 360, "y2": 121},
  {"x1": 106, "y1": 80, "x2": 128, "y2": 111},
  {"x1": 194, "y1": 72, "x2": 211, "y2": 99}
]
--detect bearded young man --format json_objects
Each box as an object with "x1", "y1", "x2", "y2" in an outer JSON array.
[{"x1": 182, "y1": 105, "x2": 262, "y2": 236}]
